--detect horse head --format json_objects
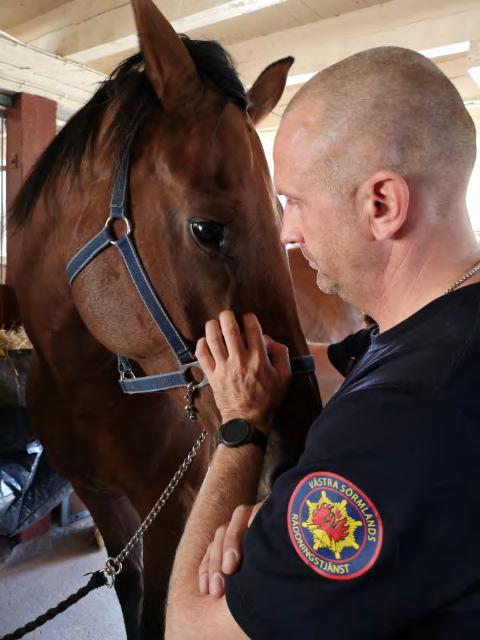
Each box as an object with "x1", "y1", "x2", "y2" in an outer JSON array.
[{"x1": 14, "y1": 0, "x2": 322, "y2": 486}]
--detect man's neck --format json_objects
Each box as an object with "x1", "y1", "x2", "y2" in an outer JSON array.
[{"x1": 365, "y1": 227, "x2": 480, "y2": 333}]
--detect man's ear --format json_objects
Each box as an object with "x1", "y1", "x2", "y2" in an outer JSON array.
[
  {"x1": 358, "y1": 171, "x2": 410, "y2": 241},
  {"x1": 247, "y1": 57, "x2": 294, "y2": 126}
]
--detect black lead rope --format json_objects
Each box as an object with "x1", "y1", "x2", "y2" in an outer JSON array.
[
  {"x1": 0, "y1": 570, "x2": 108, "y2": 640},
  {"x1": 0, "y1": 429, "x2": 209, "y2": 640}
]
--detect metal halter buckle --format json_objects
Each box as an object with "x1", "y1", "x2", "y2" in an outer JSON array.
[
  {"x1": 118, "y1": 358, "x2": 136, "y2": 382},
  {"x1": 119, "y1": 368, "x2": 135, "y2": 382}
]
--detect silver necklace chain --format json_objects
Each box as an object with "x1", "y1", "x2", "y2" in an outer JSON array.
[
  {"x1": 103, "y1": 428, "x2": 208, "y2": 584},
  {"x1": 444, "y1": 259, "x2": 480, "y2": 295}
]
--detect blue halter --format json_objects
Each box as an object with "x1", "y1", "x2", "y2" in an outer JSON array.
[{"x1": 67, "y1": 153, "x2": 315, "y2": 413}]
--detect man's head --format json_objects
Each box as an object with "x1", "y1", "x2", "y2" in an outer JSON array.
[{"x1": 275, "y1": 46, "x2": 476, "y2": 303}]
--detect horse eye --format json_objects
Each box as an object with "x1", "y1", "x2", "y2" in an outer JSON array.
[{"x1": 189, "y1": 220, "x2": 225, "y2": 252}]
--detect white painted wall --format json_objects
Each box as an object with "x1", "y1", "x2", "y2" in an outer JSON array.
[{"x1": 466, "y1": 106, "x2": 480, "y2": 232}]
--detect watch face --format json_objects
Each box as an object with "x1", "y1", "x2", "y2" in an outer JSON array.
[{"x1": 222, "y1": 419, "x2": 250, "y2": 446}]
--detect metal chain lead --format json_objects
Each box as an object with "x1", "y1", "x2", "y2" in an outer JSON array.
[
  {"x1": 444, "y1": 259, "x2": 480, "y2": 295},
  {"x1": 184, "y1": 381, "x2": 199, "y2": 422},
  {"x1": 103, "y1": 429, "x2": 208, "y2": 584}
]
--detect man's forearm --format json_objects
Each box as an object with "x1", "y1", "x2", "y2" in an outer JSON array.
[
  {"x1": 167, "y1": 443, "x2": 264, "y2": 618},
  {"x1": 166, "y1": 311, "x2": 288, "y2": 639}
]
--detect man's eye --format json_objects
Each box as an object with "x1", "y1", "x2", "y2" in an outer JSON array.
[
  {"x1": 189, "y1": 220, "x2": 225, "y2": 252},
  {"x1": 285, "y1": 197, "x2": 300, "y2": 207}
]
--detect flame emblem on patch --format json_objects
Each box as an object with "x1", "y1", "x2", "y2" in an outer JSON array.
[
  {"x1": 287, "y1": 472, "x2": 383, "y2": 580},
  {"x1": 303, "y1": 492, "x2": 362, "y2": 559}
]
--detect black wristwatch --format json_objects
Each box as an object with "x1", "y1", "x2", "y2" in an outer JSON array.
[{"x1": 216, "y1": 418, "x2": 267, "y2": 452}]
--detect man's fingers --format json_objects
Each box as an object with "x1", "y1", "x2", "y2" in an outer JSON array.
[
  {"x1": 198, "y1": 543, "x2": 212, "y2": 595},
  {"x1": 264, "y1": 335, "x2": 291, "y2": 378},
  {"x1": 199, "y1": 504, "x2": 264, "y2": 597},
  {"x1": 208, "y1": 525, "x2": 226, "y2": 598},
  {"x1": 205, "y1": 319, "x2": 228, "y2": 364},
  {"x1": 195, "y1": 337, "x2": 215, "y2": 376},
  {"x1": 219, "y1": 310, "x2": 247, "y2": 360},
  {"x1": 248, "y1": 500, "x2": 265, "y2": 527},
  {"x1": 243, "y1": 313, "x2": 268, "y2": 362},
  {"x1": 222, "y1": 505, "x2": 252, "y2": 574}
]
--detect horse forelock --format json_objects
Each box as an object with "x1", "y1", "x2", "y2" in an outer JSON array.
[{"x1": 10, "y1": 37, "x2": 248, "y2": 228}]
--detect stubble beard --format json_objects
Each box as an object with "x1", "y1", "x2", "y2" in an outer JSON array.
[{"x1": 316, "y1": 269, "x2": 339, "y2": 295}]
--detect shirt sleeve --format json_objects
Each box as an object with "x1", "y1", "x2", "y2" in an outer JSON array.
[
  {"x1": 224, "y1": 387, "x2": 480, "y2": 639},
  {"x1": 327, "y1": 328, "x2": 373, "y2": 376}
]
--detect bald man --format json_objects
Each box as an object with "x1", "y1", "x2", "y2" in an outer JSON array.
[{"x1": 166, "y1": 47, "x2": 480, "y2": 639}]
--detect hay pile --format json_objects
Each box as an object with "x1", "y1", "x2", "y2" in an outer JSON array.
[{"x1": 0, "y1": 327, "x2": 32, "y2": 354}]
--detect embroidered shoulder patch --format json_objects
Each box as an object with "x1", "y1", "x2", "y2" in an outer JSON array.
[{"x1": 287, "y1": 472, "x2": 383, "y2": 580}]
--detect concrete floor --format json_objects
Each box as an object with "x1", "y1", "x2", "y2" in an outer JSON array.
[{"x1": 0, "y1": 519, "x2": 126, "y2": 639}]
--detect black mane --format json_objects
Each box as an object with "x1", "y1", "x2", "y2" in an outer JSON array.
[{"x1": 11, "y1": 36, "x2": 248, "y2": 226}]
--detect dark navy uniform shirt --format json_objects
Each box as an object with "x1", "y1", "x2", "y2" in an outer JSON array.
[{"x1": 225, "y1": 282, "x2": 480, "y2": 639}]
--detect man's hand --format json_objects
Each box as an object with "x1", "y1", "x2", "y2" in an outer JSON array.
[
  {"x1": 195, "y1": 311, "x2": 291, "y2": 430},
  {"x1": 198, "y1": 502, "x2": 264, "y2": 598}
]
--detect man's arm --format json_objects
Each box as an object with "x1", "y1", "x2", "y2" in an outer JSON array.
[
  {"x1": 190, "y1": 342, "x2": 346, "y2": 602},
  {"x1": 166, "y1": 311, "x2": 291, "y2": 640},
  {"x1": 166, "y1": 445, "x2": 262, "y2": 639},
  {"x1": 198, "y1": 502, "x2": 263, "y2": 597},
  {"x1": 188, "y1": 342, "x2": 346, "y2": 602}
]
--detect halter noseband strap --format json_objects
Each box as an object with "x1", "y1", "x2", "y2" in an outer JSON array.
[{"x1": 66, "y1": 152, "x2": 315, "y2": 399}]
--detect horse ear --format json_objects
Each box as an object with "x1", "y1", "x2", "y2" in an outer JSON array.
[
  {"x1": 131, "y1": 0, "x2": 201, "y2": 109},
  {"x1": 247, "y1": 57, "x2": 294, "y2": 126}
]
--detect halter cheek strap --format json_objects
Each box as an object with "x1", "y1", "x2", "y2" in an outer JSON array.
[{"x1": 66, "y1": 152, "x2": 315, "y2": 400}]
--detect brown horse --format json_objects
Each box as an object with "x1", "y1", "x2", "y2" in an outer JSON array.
[{"x1": 10, "y1": 1, "x2": 320, "y2": 637}]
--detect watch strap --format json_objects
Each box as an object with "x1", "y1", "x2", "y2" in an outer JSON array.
[
  {"x1": 248, "y1": 426, "x2": 268, "y2": 451},
  {"x1": 216, "y1": 419, "x2": 267, "y2": 452}
]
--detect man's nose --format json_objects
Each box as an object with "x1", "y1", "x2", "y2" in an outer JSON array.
[{"x1": 280, "y1": 208, "x2": 304, "y2": 245}]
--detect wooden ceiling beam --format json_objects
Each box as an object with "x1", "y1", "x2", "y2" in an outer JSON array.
[
  {"x1": 9, "y1": 1, "x2": 248, "y2": 64},
  {"x1": 2, "y1": 0, "x2": 479, "y2": 130},
  {"x1": 0, "y1": 30, "x2": 104, "y2": 119},
  {"x1": 231, "y1": 0, "x2": 480, "y2": 85},
  {"x1": 9, "y1": 0, "x2": 125, "y2": 44}
]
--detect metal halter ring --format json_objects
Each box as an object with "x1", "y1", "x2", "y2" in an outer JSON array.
[
  {"x1": 181, "y1": 360, "x2": 209, "y2": 389},
  {"x1": 104, "y1": 216, "x2": 132, "y2": 246}
]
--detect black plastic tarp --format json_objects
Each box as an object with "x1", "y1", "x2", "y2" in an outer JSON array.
[{"x1": 0, "y1": 351, "x2": 70, "y2": 536}]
